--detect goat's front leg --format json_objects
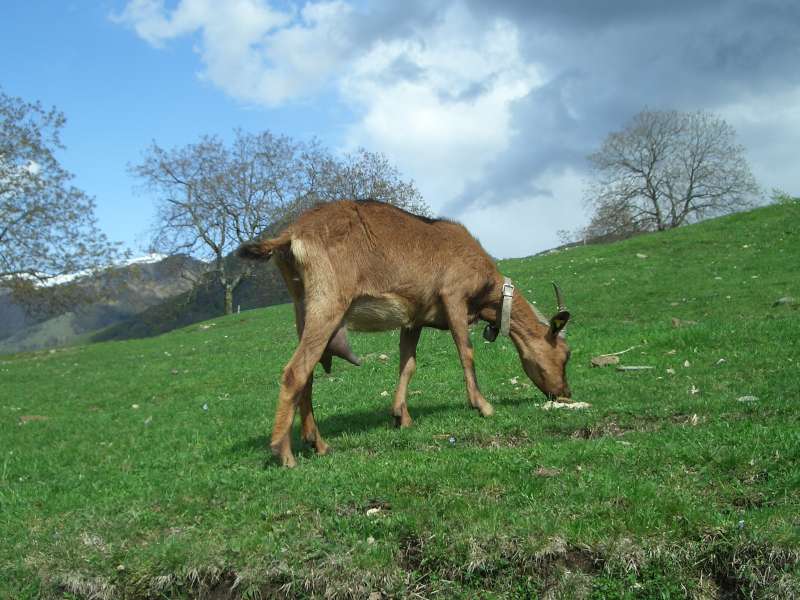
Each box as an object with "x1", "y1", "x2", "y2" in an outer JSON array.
[
  {"x1": 393, "y1": 326, "x2": 421, "y2": 428},
  {"x1": 443, "y1": 298, "x2": 494, "y2": 417},
  {"x1": 272, "y1": 305, "x2": 343, "y2": 467}
]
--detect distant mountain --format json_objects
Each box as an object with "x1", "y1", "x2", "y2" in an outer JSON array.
[
  {"x1": 0, "y1": 254, "x2": 208, "y2": 354},
  {"x1": 92, "y1": 255, "x2": 289, "y2": 343}
]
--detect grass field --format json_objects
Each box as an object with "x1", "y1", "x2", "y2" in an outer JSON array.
[{"x1": 2, "y1": 204, "x2": 799, "y2": 598}]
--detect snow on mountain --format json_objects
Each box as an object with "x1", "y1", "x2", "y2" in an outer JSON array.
[{"x1": 39, "y1": 253, "x2": 170, "y2": 287}]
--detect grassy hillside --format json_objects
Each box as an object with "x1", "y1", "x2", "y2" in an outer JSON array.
[{"x1": 1, "y1": 204, "x2": 798, "y2": 598}]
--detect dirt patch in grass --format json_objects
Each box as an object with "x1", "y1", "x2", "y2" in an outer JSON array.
[
  {"x1": 544, "y1": 413, "x2": 711, "y2": 441},
  {"x1": 398, "y1": 533, "x2": 429, "y2": 574},
  {"x1": 460, "y1": 429, "x2": 533, "y2": 448},
  {"x1": 46, "y1": 532, "x2": 799, "y2": 599},
  {"x1": 55, "y1": 567, "x2": 242, "y2": 600},
  {"x1": 571, "y1": 420, "x2": 631, "y2": 439},
  {"x1": 694, "y1": 533, "x2": 800, "y2": 599},
  {"x1": 336, "y1": 498, "x2": 392, "y2": 518},
  {"x1": 396, "y1": 534, "x2": 605, "y2": 595},
  {"x1": 535, "y1": 541, "x2": 604, "y2": 581}
]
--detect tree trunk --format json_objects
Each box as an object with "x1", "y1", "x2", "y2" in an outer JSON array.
[{"x1": 224, "y1": 284, "x2": 234, "y2": 315}]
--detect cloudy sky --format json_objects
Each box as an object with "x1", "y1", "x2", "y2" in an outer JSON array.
[{"x1": 2, "y1": 1, "x2": 799, "y2": 257}]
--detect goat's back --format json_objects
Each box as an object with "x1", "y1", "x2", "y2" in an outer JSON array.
[{"x1": 286, "y1": 200, "x2": 497, "y2": 303}]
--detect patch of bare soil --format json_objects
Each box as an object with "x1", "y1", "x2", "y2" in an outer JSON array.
[
  {"x1": 571, "y1": 420, "x2": 631, "y2": 439},
  {"x1": 336, "y1": 498, "x2": 392, "y2": 518},
  {"x1": 548, "y1": 412, "x2": 706, "y2": 441},
  {"x1": 459, "y1": 429, "x2": 533, "y2": 448}
]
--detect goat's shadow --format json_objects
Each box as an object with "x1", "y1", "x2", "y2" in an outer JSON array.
[{"x1": 230, "y1": 394, "x2": 535, "y2": 460}]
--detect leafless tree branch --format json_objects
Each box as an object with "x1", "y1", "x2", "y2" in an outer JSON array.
[{"x1": 582, "y1": 109, "x2": 759, "y2": 242}]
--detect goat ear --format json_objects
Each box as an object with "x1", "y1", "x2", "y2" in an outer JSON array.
[{"x1": 548, "y1": 310, "x2": 570, "y2": 337}]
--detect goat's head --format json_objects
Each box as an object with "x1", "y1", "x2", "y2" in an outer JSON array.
[{"x1": 514, "y1": 283, "x2": 572, "y2": 399}]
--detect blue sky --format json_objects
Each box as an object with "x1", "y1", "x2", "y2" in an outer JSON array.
[
  {"x1": 2, "y1": 1, "x2": 351, "y2": 250},
  {"x1": 3, "y1": 1, "x2": 799, "y2": 258}
]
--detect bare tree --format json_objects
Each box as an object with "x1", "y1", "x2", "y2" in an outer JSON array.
[
  {"x1": 133, "y1": 132, "x2": 288, "y2": 315},
  {"x1": 770, "y1": 188, "x2": 799, "y2": 205},
  {"x1": 0, "y1": 88, "x2": 123, "y2": 310},
  {"x1": 132, "y1": 130, "x2": 429, "y2": 315},
  {"x1": 303, "y1": 147, "x2": 430, "y2": 216},
  {"x1": 584, "y1": 109, "x2": 759, "y2": 239}
]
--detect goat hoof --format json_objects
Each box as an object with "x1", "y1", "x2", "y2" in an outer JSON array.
[
  {"x1": 393, "y1": 414, "x2": 413, "y2": 428},
  {"x1": 270, "y1": 440, "x2": 297, "y2": 468},
  {"x1": 315, "y1": 440, "x2": 331, "y2": 455},
  {"x1": 479, "y1": 403, "x2": 495, "y2": 417}
]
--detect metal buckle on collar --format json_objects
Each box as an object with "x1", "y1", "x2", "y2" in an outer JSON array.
[{"x1": 485, "y1": 277, "x2": 515, "y2": 342}]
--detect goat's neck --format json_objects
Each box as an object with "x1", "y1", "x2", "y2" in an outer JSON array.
[{"x1": 508, "y1": 294, "x2": 550, "y2": 352}]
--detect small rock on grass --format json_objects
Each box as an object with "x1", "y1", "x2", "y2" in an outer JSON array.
[
  {"x1": 737, "y1": 395, "x2": 759, "y2": 403},
  {"x1": 591, "y1": 355, "x2": 620, "y2": 367},
  {"x1": 772, "y1": 296, "x2": 796, "y2": 307}
]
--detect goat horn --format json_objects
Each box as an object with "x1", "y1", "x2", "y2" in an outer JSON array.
[{"x1": 552, "y1": 282, "x2": 566, "y2": 312}]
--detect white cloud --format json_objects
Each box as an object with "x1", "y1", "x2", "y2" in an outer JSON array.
[
  {"x1": 340, "y1": 4, "x2": 541, "y2": 213},
  {"x1": 113, "y1": 0, "x2": 355, "y2": 105},
  {"x1": 718, "y1": 87, "x2": 800, "y2": 196},
  {"x1": 458, "y1": 167, "x2": 587, "y2": 258},
  {"x1": 115, "y1": 1, "x2": 542, "y2": 216}
]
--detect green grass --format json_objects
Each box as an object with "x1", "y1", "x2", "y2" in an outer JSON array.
[{"x1": 2, "y1": 204, "x2": 799, "y2": 598}]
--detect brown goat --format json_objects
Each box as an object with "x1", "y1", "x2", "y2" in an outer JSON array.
[{"x1": 239, "y1": 200, "x2": 572, "y2": 467}]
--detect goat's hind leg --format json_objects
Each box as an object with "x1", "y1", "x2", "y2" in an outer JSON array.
[
  {"x1": 289, "y1": 295, "x2": 330, "y2": 457},
  {"x1": 272, "y1": 305, "x2": 343, "y2": 467},
  {"x1": 393, "y1": 326, "x2": 421, "y2": 428},
  {"x1": 298, "y1": 374, "x2": 329, "y2": 455}
]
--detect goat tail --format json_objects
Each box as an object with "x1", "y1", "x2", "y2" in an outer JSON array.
[{"x1": 237, "y1": 233, "x2": 290, "y2": 261}]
